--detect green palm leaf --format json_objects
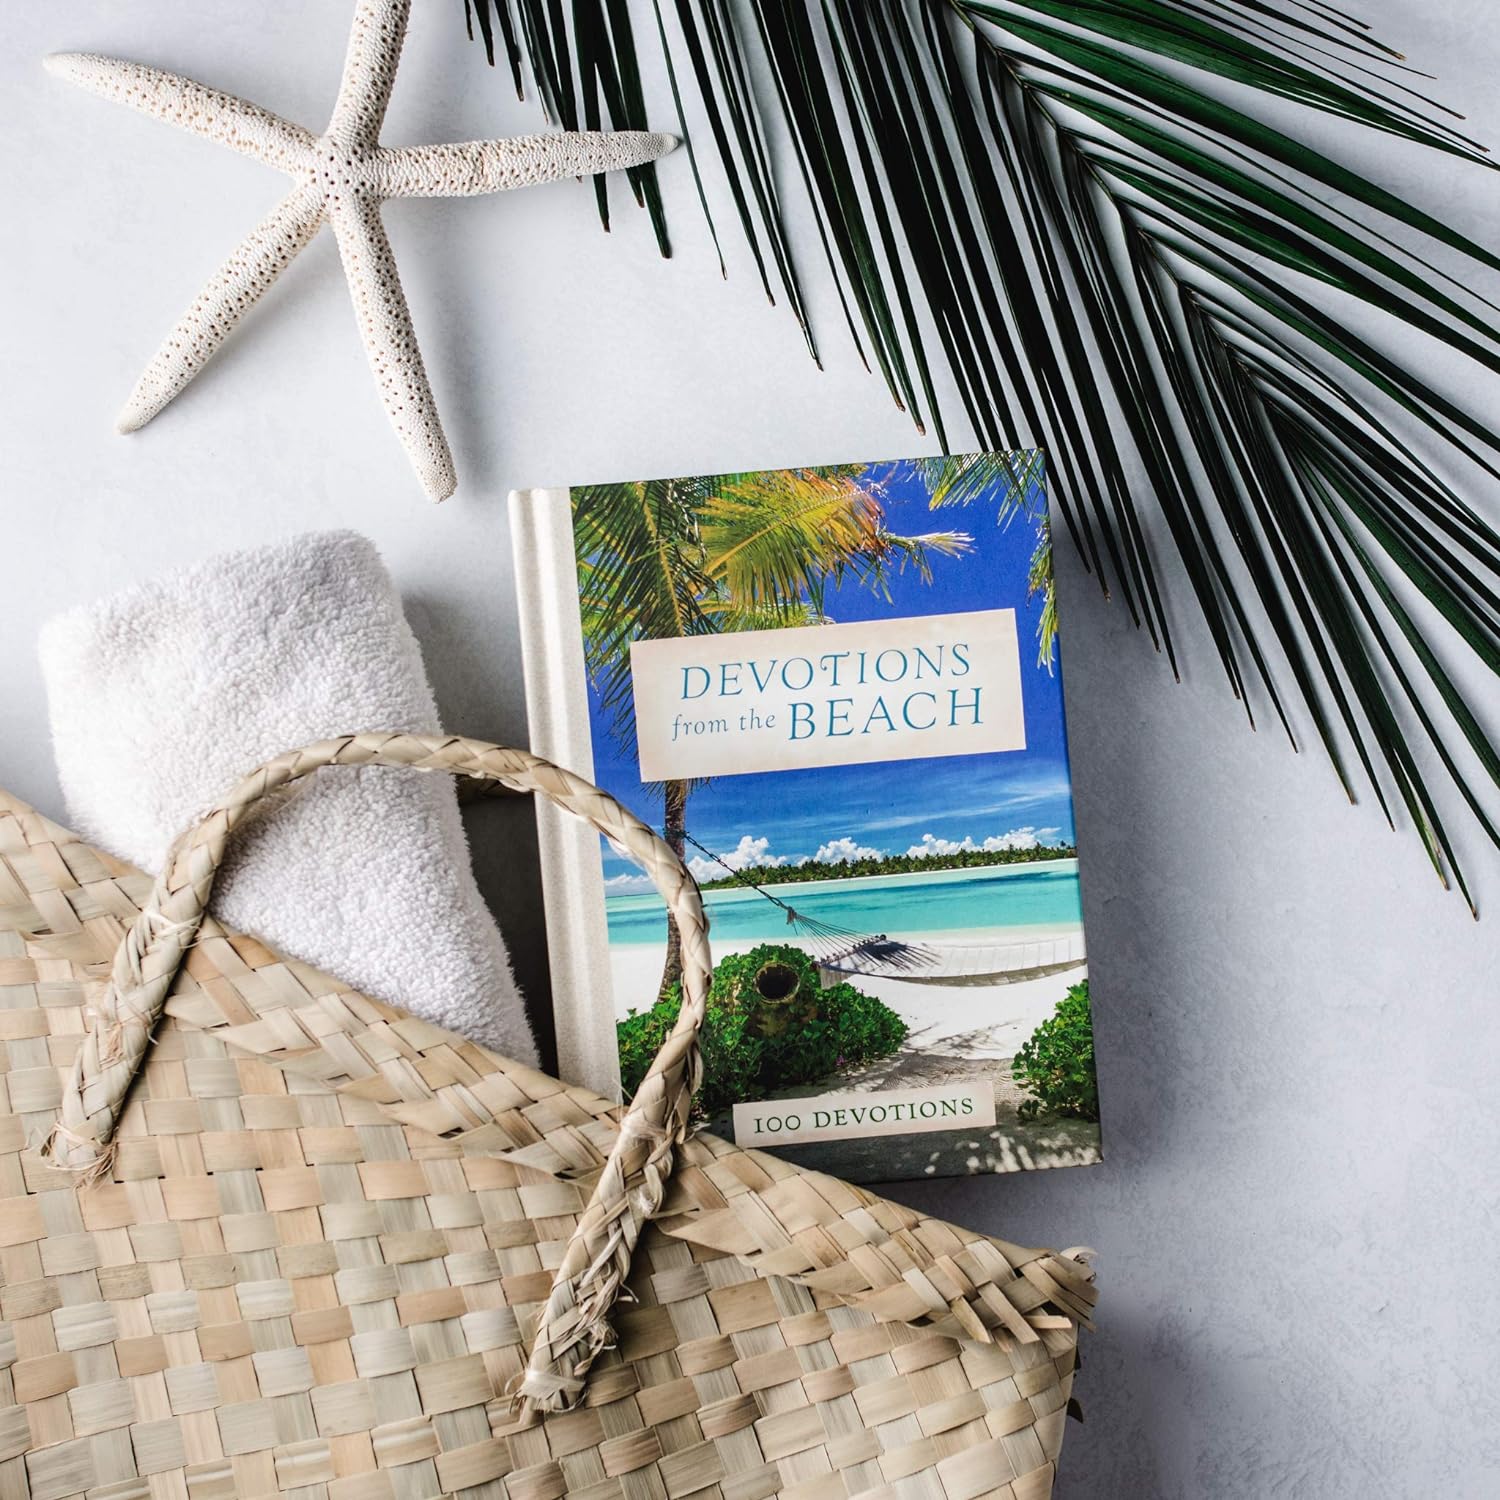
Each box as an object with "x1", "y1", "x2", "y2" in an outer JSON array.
[
  {"x1": 909, "y1": 451, "x2": 1059, "y2": 666},
  {"x1": 470, "y1": 0, "x2": 1500, "y2": 904},
  {"x1": 573, "y1": 466, "x2": 971, "y2": 745}
]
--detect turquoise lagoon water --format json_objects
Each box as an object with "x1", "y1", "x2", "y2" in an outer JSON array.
[{"x1": 605, "y1": 858, "x2": 1083, "y2": 946}]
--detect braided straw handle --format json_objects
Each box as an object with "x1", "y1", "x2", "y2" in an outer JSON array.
[{"x1": 43, "y1": 732, "x2": 711, "y2": 1419}]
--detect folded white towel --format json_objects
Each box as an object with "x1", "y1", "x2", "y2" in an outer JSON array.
[{"x1": 39, "y1": 529, "x2": 537, "y2": 1064}]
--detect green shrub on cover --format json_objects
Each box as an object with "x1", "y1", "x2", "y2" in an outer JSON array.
[
  {"x1": 617, "y1": 942, "x2": 907, "y2": 1117},
  {"x1": 1012, "y1": 980, "x2": 1099, "y2": 1122}
]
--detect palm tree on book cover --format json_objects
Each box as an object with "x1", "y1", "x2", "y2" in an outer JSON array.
[{"x1": 573, "y1": 454, "x2": 1046, "y2": 998}]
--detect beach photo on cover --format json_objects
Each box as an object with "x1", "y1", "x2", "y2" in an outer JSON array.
[{"x1": 574, "y1": 454, "x2": 1101, "y2": 1180}]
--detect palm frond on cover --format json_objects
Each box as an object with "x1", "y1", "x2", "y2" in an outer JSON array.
[
  {"x1": 572, "y1": 469, "x2": 971, "y2": 748},
  {"x1": 907, "y1": 451, "x2": 1058, "y2": 666},
  {"x1": 469, "y1": 0, "x2": 1500, "y2": 904}
]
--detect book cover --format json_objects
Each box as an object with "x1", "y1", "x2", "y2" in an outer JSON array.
[{"x1": 511, "y1": 453, "x2": 1101, "y2": 1182}]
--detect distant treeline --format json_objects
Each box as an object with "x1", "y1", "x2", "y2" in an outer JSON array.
[{"x1": 698, "y1": 843, "x2": 1078, "y2": 890}]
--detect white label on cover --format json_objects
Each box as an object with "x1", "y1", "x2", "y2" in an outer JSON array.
[
  {"x1": 630, "y1": 608, "x2": 1025, "y2": 781},
  {"x1": 731, "y1": 1082, "x2": 997, "y2": 1147}
]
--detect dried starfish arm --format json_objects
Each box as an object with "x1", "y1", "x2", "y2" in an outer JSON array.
[
  {"x1": 43, "y1": 53, "x2": 314, "y2": 171},
  {"x1": 42, "y1": 0, "x2": 680, "y2": 499},
  {"x1": 328, "y1": 194, "x2": 455, "y2": 501},
  {"x1": 372, "y1": 131, "x2": 679, "y2": 197},
  {"x1": 117, "y1": 187, "x2": 327, "y2": 433},
  {"x1": 326, "y1": 0, "x2": 411, "y2": 149}
]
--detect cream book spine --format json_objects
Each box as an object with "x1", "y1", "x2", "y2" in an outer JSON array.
[{"x1": 508, "y1": 487, "x2": 620, "y2": 1100}]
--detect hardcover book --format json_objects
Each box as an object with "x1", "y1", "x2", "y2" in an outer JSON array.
[{"x1": 510, "y1": 453, "x2": 1102, "y2": 1183}]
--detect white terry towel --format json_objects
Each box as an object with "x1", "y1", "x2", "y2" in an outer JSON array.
[{"x1": 39, "y1": 529, "x2": 537, "y2": 1065}]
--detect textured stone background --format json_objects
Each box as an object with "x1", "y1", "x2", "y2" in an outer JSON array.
[{"x1": 2, "y1": 4, "x2": 1497, "y2": 1495}]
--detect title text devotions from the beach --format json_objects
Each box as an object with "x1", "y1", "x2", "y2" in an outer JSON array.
[{"x1": 629, "y1": 608, "x2": 1026, "y2": 780}]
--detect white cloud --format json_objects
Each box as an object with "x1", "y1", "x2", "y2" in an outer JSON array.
[
  {"x1": 905, "y1": 827, "x2": 1048, "y2": 858},
  {"x1": 812, "y1": 836, "x2": 884, "y2": 864},
  {"x1": 984, "y1": 829, "x2": 1041, "y2": 851},
  {"x1": 687, "y1": 834, "x2": 786, "y2": 882},
  {"x1": 603, "y1": 870, "x2": 655, "y2": 894}
]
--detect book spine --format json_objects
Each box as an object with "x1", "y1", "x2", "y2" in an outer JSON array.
[{"x1": 507, "y1": 488, "x2": 621, "y2": 1101}]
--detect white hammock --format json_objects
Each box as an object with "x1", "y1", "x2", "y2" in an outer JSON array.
[{"x1": 818, "y1": 931, "x2": 1086, "y2": 987}]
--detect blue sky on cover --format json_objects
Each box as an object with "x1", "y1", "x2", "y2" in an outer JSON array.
[{"x1": 580, "y1": 457, "x2": 1079, "y2": 887}]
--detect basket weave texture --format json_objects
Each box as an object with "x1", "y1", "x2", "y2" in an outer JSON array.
[{"x1": 0, "y1": 733, "x2": 1094, "y2": 1500}]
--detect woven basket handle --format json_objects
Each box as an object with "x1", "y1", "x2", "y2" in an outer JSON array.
[{"x1": 44, "y1": 732, "x2": 711, "y2": 1419}]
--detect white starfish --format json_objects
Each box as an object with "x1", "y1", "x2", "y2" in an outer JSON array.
[{"x1": 46, "y1": 0, "x2": 676, "y2": 500}]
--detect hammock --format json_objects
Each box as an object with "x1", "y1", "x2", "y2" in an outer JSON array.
[
  {"x1": 817, "y1": 931, "x2": 1087, "y2": 987},
  {"x1": 680, "y1": 830, "x2": 1084, "y2": 986}
]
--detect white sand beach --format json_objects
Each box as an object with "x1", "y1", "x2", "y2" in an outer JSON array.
[
  {"x1": 610, "y1": 927, "x2": 1099, "y2": 1177},
  {"x1": 610, "y1": 924, "x2": 1086, "y2": 1059}
]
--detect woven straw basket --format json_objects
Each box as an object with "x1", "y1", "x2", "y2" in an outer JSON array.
[{"x1": 0, "y1": 733, "x2": 1095, "y2": 1500}]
